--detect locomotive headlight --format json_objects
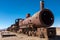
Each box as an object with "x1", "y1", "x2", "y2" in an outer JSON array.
[{"x1": 40, "y1": 9, "x2": 54, "y2": 26}]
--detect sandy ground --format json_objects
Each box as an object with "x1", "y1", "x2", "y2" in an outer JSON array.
[
  {"x1": 56, "y1": 28, "x2": 60, "y2": 35},
  {"x1": 0, "y1": 30, "x2": 60, "y2": 40},
  {"x1": 0, "y1": 31, "x2": 48, "y2": 40}
]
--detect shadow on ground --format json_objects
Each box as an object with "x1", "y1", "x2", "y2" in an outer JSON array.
[
  {"x1": 48, "y1": 35, "x2": 60, "y2": 40},
  {"x1": 2, "y1": 34, "x2": 16, "y2": 38}
]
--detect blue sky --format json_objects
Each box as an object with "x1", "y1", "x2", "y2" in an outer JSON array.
[{"x1": 0, "y1": 0, "x2": 60, "y2": 29}]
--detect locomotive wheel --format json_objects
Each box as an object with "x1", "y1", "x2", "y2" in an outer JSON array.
[
  {"x1": 32, "y1": 31, "x2": 36, "y2": 36},
  {"x1": 28, "y1": 31, "x2": 32, "y2": 36}
]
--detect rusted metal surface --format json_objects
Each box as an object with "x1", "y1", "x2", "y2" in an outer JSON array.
[{"x1": 19, "y1": 9, "x2": 54, "y2": 27}]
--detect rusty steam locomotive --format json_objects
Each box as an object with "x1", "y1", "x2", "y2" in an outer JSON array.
[{"x1": 7, "y1": 0, "x2": 55, "y2": 38}]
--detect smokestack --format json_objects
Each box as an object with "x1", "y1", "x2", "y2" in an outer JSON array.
[{"x1": 40, "y1": 0, "x2": 44, "y2": 10}]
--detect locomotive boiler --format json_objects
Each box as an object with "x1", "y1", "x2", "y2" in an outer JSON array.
[{"x1": 21, "y1": 9, "x2": 54, "y2": 27}]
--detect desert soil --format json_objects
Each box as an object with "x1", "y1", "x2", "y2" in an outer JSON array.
[{"x1": 0, "y1": 31, "x2": 48, "y2": 40}]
